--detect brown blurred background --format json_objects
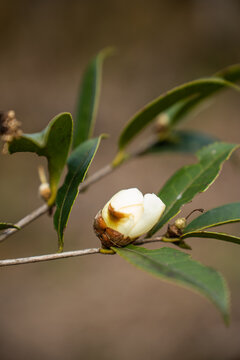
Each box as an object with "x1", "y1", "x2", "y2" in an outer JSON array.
[{"x1": 0, "y1": 0, "x2": 240, "y2": 359}]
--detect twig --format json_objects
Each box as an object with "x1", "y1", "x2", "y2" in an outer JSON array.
[
  {"x1": 0, "y1": 204, "x2": 48, "y2": 242},
  {"x1": 78, "y1": 164, "x2": 112, "y2": 193},
  {"x1": 0, "y1": 248, "x2": 101, "y2": 267},
  {"x1": 0, "y1": 237, "x2": 164, "y2": 267},
  {"x1": 0, "y1": 164, "x2": 113, "y2": 243},
  {"x1": 0, "y1": 136, "x2": 158, "y2": 244},
  {"x1": 133, "y1": 236, "x2": 163, "y2": 245}
]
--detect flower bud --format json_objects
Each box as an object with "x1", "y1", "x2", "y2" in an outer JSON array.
[
  {"x1": 39, "y1": 183, "x2": 51, "y2": 201},
  {"x1": 93, "y1": 188, "x2": 166, "y2": 248},
  {"x1": 174, "y1": 217, "x2": 186, "y2": 230},
  {"x1": 155, "y1": 113, "x2": 170, "y2": 134}
]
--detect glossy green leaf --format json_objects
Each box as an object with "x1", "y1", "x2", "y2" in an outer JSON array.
[
  {"x1": 141, "y1": 130, "x2": 216, "y2": 156},
  {"x1": 73, "y1": 48, "x2": 113, "y2": 149},
  {"x1": 149, "y1": 142, "x2": 239, "y2": 236},
  {"x1": 184, "y1": 202, "x2": 240, "y2": 233},
  {"x1": 54, "y1": 136, "x2": 103, "y2": 251},
  {"x1": 118, "y1": 77, "x2": 239, "y2": 150},
  {"x1": 157, "y1": 64, "x2": 240, "y2": 129},
  {"x1": 114, "y1": 245, "x2": 229, "y2": 324},
  {"x1": 163, "y1": 64, "x2": 240, "y2": 128},
  {"x1": 0, "y1": 223, "x2": 19, "y2": 230},
  {"x1": 8, "y1": 113, "x2": 73, "y2": 206},
  {"x1": 214, "y1": 63, "x2": 240, "y2": 81},
  {"x1": 181, "y1": 231, "x2": 240, "y2": 245}
]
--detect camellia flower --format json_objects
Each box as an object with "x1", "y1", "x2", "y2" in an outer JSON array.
[{"x1": 93, "y1": 188, "x2": 166, "y2": 248}]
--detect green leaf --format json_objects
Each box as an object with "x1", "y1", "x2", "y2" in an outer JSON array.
[
  {"x1": 184, "y1": 202, "x2": 240, "y2": 233},
  {"x1": 73, "y1": 48, "x2": 113, "y2": 149},
  {"x1": 114, "y1": 245, "x2": 229, "y2": 324},
  {"x1": 0, "y1": 223, "x2": 19, "y2": 230},
  {"x1": 159, "y1": 64, "x2": 240, "y2": 128},
  {"x1": 181, "y1": 231, "x2": 240, "y2": 245},
  {"x1": 214, "y1": 63, "x2": 240, "y2": 82},
  {"x1": 149, "y1": 142, "x2": 239, "y2": 236},
  {"x1": 141, "y1": 130, "x2": 216, "y2": 156},
  {"x1": 54, "y1": 136, "x2": 103, "y2": 251},
  {"x1": 118, "y1": 77, "x2": 239, "y2": 150},
  {"x1": 8, "y1": 113, "x2": 73, "y2": 206}
]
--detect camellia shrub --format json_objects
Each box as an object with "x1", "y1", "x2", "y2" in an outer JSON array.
[{"x1": 0, "y1": 48, "x2": 240, "y2": 325}]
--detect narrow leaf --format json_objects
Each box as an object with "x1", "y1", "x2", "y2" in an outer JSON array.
[
  {"x1": 184, "y1": 202, "x2": 240, "y2": 233},
  {"x1": 114, "y1": 245, "x2": 229, "y2": 324},
  {"x1": 73, "y1": 48, "x2": 113, "y2": 149},
  {"x1": 8, "y1": 113, "x2": 73, "y2": 206},
  {"x1": 149, "y1": 142, "x2": 239, "y2": 236},
  {"x1": 118, "y1": 77, "x2": 239, "y2": 150},
  {"x1": 157, "y1": 64, "x2": 240, "y2": 128},
  {"x1": 0, "y1": 223, "x2": 19, "y2": 230},
  {"x1": 181, "y1": 231, "x2": 240, "y2": 245},
  {"x1": 54, "y1": 136, "x2": 103, "y2": 251},
  {"x1": 141, "y1": 130, "x2": 216, "y2": 156},
  {"x1": 215, "y1": 63, "x2": 240, "y2": 82}
]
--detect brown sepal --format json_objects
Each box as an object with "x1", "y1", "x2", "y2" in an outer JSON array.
[
  {"x1": 166, "y1": 224, "x2": 183, "y2": 238},
  {"x1": 93, "y1": 210, "x2": 133, "y2": 248}
]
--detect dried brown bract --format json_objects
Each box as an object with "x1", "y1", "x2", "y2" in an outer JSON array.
[
  {"x1": 0, "y1": 110, "x2": 22, "y2": 153},
  {"x1": 93, "y1": 210, "x2": 132, "y2": 248}
]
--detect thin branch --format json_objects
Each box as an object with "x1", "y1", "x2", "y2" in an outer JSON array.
[
  {"x1": 0, "y1": 204, "x2": 48, "y2": 242},
  {"x1": 130, "y1": 134, "x2": 158, "y2": 157},
  {"x1": 0, "y1": 237, "x2": 164, "y2": 267},
  {"x1": 133, "y1": 236, "x2": 164, "y2": 245},
  {"x1": 78, "y1": 164, "x2": 113, "y2": 193},
  {"x1": 0, "y1": 164, "x2": 113, "y2": 243},
  {"x1": 0, "y1": 248, "x2": 101, "y2": 267},
  {"x1": 0, "y1": 135, "x2": 158, "y2": 244}
]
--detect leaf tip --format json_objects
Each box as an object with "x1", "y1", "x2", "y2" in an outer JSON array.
[{"x1": 99, "y1": 46, "x2": 117, "y2": 59}]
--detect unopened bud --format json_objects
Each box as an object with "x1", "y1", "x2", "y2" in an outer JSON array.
[
  {"x1": 155, "y1": 113, "x2": 170, "y2": 134},
  {"x1": 39, "y1": 183, "x2": 51, "y2": 201},
  {"x1": 174, "y1": 217, "x2": 187, "y2": 230},
  {"x1": 7, "y1": 110, "x2": 16, "y2": 119},
  {"x1": 38, "y1": 166, "x2": 51, "y2": 202}
]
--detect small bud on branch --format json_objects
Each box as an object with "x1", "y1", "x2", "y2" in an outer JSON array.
[{"x1": 38, "y1": 166, "x2": 51, "y2": 201}]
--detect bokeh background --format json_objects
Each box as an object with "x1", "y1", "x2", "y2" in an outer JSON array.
[{"x1": 0, "y1": 1, "x2": 240, "y2": 359}]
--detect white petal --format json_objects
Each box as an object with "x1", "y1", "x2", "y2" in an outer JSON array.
[
  {"x1": 102, "y1": 188, "x2": 144, "y2": 237},
  {"x1": 111, "y1": 217, "x2": 135, "y2": 237},
  {"x1": 101, "y1": 199, "x2": 134, "y2": 236},
  {"x1": 110, "y1": 188, "x2": 143, "y2": 211},
  {"x1": 128, "y1": 193, "x2": 166, "y2": 238}
]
